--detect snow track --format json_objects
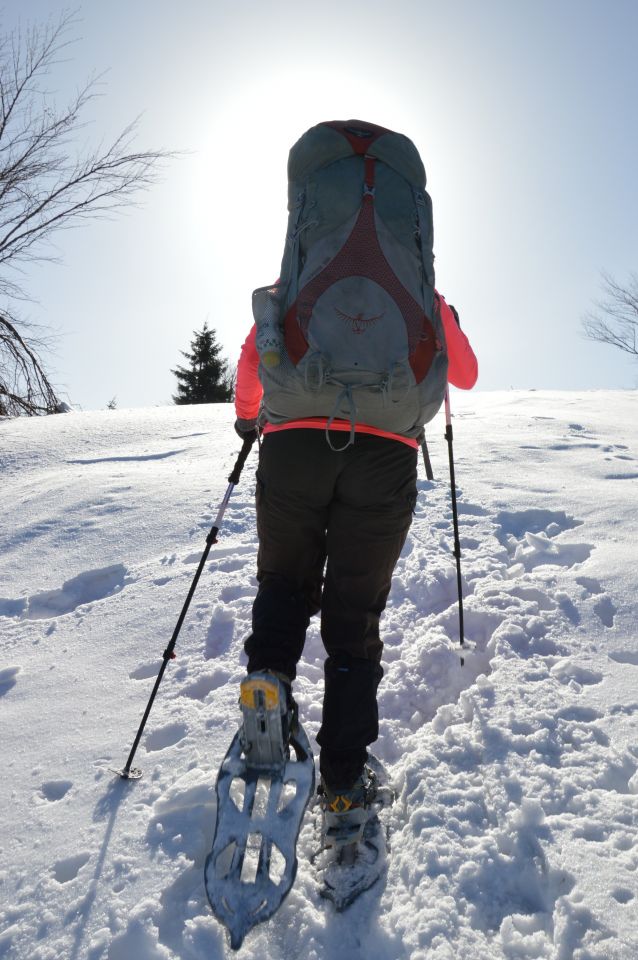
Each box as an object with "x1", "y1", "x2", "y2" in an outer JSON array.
[{"x1": 0, "y1": 393, "x2": 637, "y2": 959}]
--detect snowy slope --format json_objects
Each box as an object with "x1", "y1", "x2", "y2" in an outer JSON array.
[{"x1": 1, "y1": 391, "x2": 637, "y2": 960}]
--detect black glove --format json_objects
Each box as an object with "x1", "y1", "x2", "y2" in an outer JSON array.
[
  {"x1": 234, "y1": 417, "x2": 258, "y2": 440},
  {"x1": 449, "y1": 304, "x2": 461, "y2": 327}
]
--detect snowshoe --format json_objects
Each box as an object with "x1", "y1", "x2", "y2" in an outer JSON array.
[
  {"x1": 315, "y1": 755, "x2": 395, "y2": 910},
  {"x1": 205, "y1": 672, "x2": 315, "y2": 950}
]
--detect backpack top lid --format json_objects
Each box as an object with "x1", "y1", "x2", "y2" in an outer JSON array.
[{"x1": 288, "y1": 120, "x2": 427, "y2": 189}]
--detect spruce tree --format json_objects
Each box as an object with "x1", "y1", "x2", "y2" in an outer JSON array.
[{"x1": 172, "y1": 323, "x2": 234, "y2": 404}]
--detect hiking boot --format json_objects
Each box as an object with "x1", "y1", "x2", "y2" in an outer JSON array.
[
  {"x1": 239, "y1": 670, "x2": 297, "y2": 769},
  {"x1": 319, "y1": 766, "x2": 378, "y2": 848}
]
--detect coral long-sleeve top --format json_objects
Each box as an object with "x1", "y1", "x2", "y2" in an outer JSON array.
[{"x1": 235, "y1": 293, "x2": 478, "y2": 448}]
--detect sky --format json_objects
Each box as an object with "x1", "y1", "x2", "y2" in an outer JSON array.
[{"x1": 3, "y1": 0, "x2": 638, "y2": 410}]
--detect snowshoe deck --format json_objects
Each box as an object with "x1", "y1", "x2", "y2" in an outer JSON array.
[
  {"x1": 315, "y1": 754, "x2": 395, "y2": 911},
  {"x1": 204, "y1": 723, "x2": 315, "y2": 950},
  {"x1": 318, "y1": 813, "x2": 388, "y2": 910}
]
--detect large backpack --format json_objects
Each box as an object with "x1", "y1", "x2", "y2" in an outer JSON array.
[{"x1": 252, "y1": 120, "x2": 448, "y2": 445}]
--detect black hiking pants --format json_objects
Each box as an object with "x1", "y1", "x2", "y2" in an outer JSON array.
[{"x1": 244, "y1": 429, "x2": 417, "y2": 791}]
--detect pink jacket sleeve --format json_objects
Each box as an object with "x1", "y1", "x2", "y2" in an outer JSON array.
[
  {"x1": 439, "y1": 294, "x2": 478, "y2": 390},
  {"x1": 235, "y1": 324, "x2": 263, "y2": 419}
]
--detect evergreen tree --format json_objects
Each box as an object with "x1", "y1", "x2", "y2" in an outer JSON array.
[{"x1": 172, "y1": 323, "x2": 234, "y2": 404}]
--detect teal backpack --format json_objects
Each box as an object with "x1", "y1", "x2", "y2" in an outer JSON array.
[{"x1": 253, "y1": 120, "x2": 448, "y2": 446}]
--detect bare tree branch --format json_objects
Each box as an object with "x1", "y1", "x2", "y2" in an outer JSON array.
[
  {"x1": 582, "y1": 272, "x2": 638, "y2": 359},
  {"x1": 0, "y1": 9, "x2": 174, "y2": 416},
  {"x1": 0, "y1": 310, "x2": 59, "y2": 414}
]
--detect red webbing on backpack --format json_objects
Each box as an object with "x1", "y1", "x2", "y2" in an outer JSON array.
[{"x1": 284, "y1": 156, "x2": 437, "y2": 383}]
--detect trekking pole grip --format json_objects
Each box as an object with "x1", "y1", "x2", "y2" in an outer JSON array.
[{"x1": 228, "y1": 431, "x2": 258, "y2": 485}]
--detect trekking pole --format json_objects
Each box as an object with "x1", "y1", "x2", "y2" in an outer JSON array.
[
  {"x1": 116, "y1": 432, "x2": 258, "y2": 780},
  {"x1": 420, "y1": 432, "x2": 434, "y2": 481},
  {"x1": 444, "y1": 388, "x2": 465, "y2": 665}
]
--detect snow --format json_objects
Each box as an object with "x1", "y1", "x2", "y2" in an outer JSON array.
[{"x1": 1, "y1": 390, "x2": 637, "y2": 960}]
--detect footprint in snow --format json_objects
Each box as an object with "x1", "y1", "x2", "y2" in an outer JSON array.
[
  {"x1": 457, "y1": 502, "x2": 488, "y2": 517},
  {"x1": 609, "y1": 702, "x2": 638, "y2": 717},
  {"x1": 507, "y1": 585, "x2": 557, "y2": 611},
  {"x1": 178, "y1": 671, "x2": 229, "y2": 700},
  {"x1": 205, "y1": 606, "x2": 235, "y2": 658},
  {"x1": 460, "y1": 536, "x2": 481, "y2": 550},
  {"x1": 609, "y1": 650, "x2": 638, "y2": 666},
  {"x1": 207, "y1": 544, "x2": 254, "y2": 561},
  {"x1": 611, "y1": 888, "x2": 635, "y2": 904},
  {"x1": 52, "y1": 851, "x2": 90, "y2": 883},
  {"x1": 576, "y1": 576, "x2": 603, "y2": 597},
  {"x1": 613, "y1": 835, "x2": 634, "y2": 851},
  {"x1": 129, "y1": 661, "x2": 161, "y2": 681},
  {"x1": 213, "y1": 556, "x2": 252, "y2": 574},
  {"x1": 39, "y1": 780, "x2": 73, "y2": 802},
  {"x1": 495, "y1": 509, "x2": 582, "y2": 547},
  {"x1": 0, "y1": 665, "x2": 21, "y2": 695},
  {"x1": 495, "y1": 510, "x2": 591, "y2": 573},
  {"x1": 0, "y1": 597, "x2": 27, "y2": 617},
  {"x1": 593, "y1": 595, "x2": 616, "y2": 628},
  {"x1": 86, "y1": 498, "x2": 135, "y2": 517},
  {"x1": 508, "y1": 531, "x2": 592, "y2": 574},
  {"x1": 220, "y1": 584, "x2": 254, "y2": 603},
  {"x1": 550, "y1": 659, "x2": 603, "y2": 687},
  {"x1": 548, "y1": 441, "x2": 605, "y2": 451},
  {"x1": 556, "y1": 705, "x2": 603, "y2": 723},
  {"x1": 67, "y1": 448, "x2": 186, "y2": 465},
  {"x1": 145, "y1": 722, "x2": 188, "y2": 753},
  {"x1": 1, "y1": 564, "x2": 132, "y2": 621}
]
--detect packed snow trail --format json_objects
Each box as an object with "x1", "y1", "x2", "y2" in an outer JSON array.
[{"x1": 1, "y1": 392, "x2": 637, "y2": 959}]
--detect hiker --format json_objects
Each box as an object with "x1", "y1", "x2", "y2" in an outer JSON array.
[{"x1": 233, "y1": 120, "x2": 478, "y2": 838}]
